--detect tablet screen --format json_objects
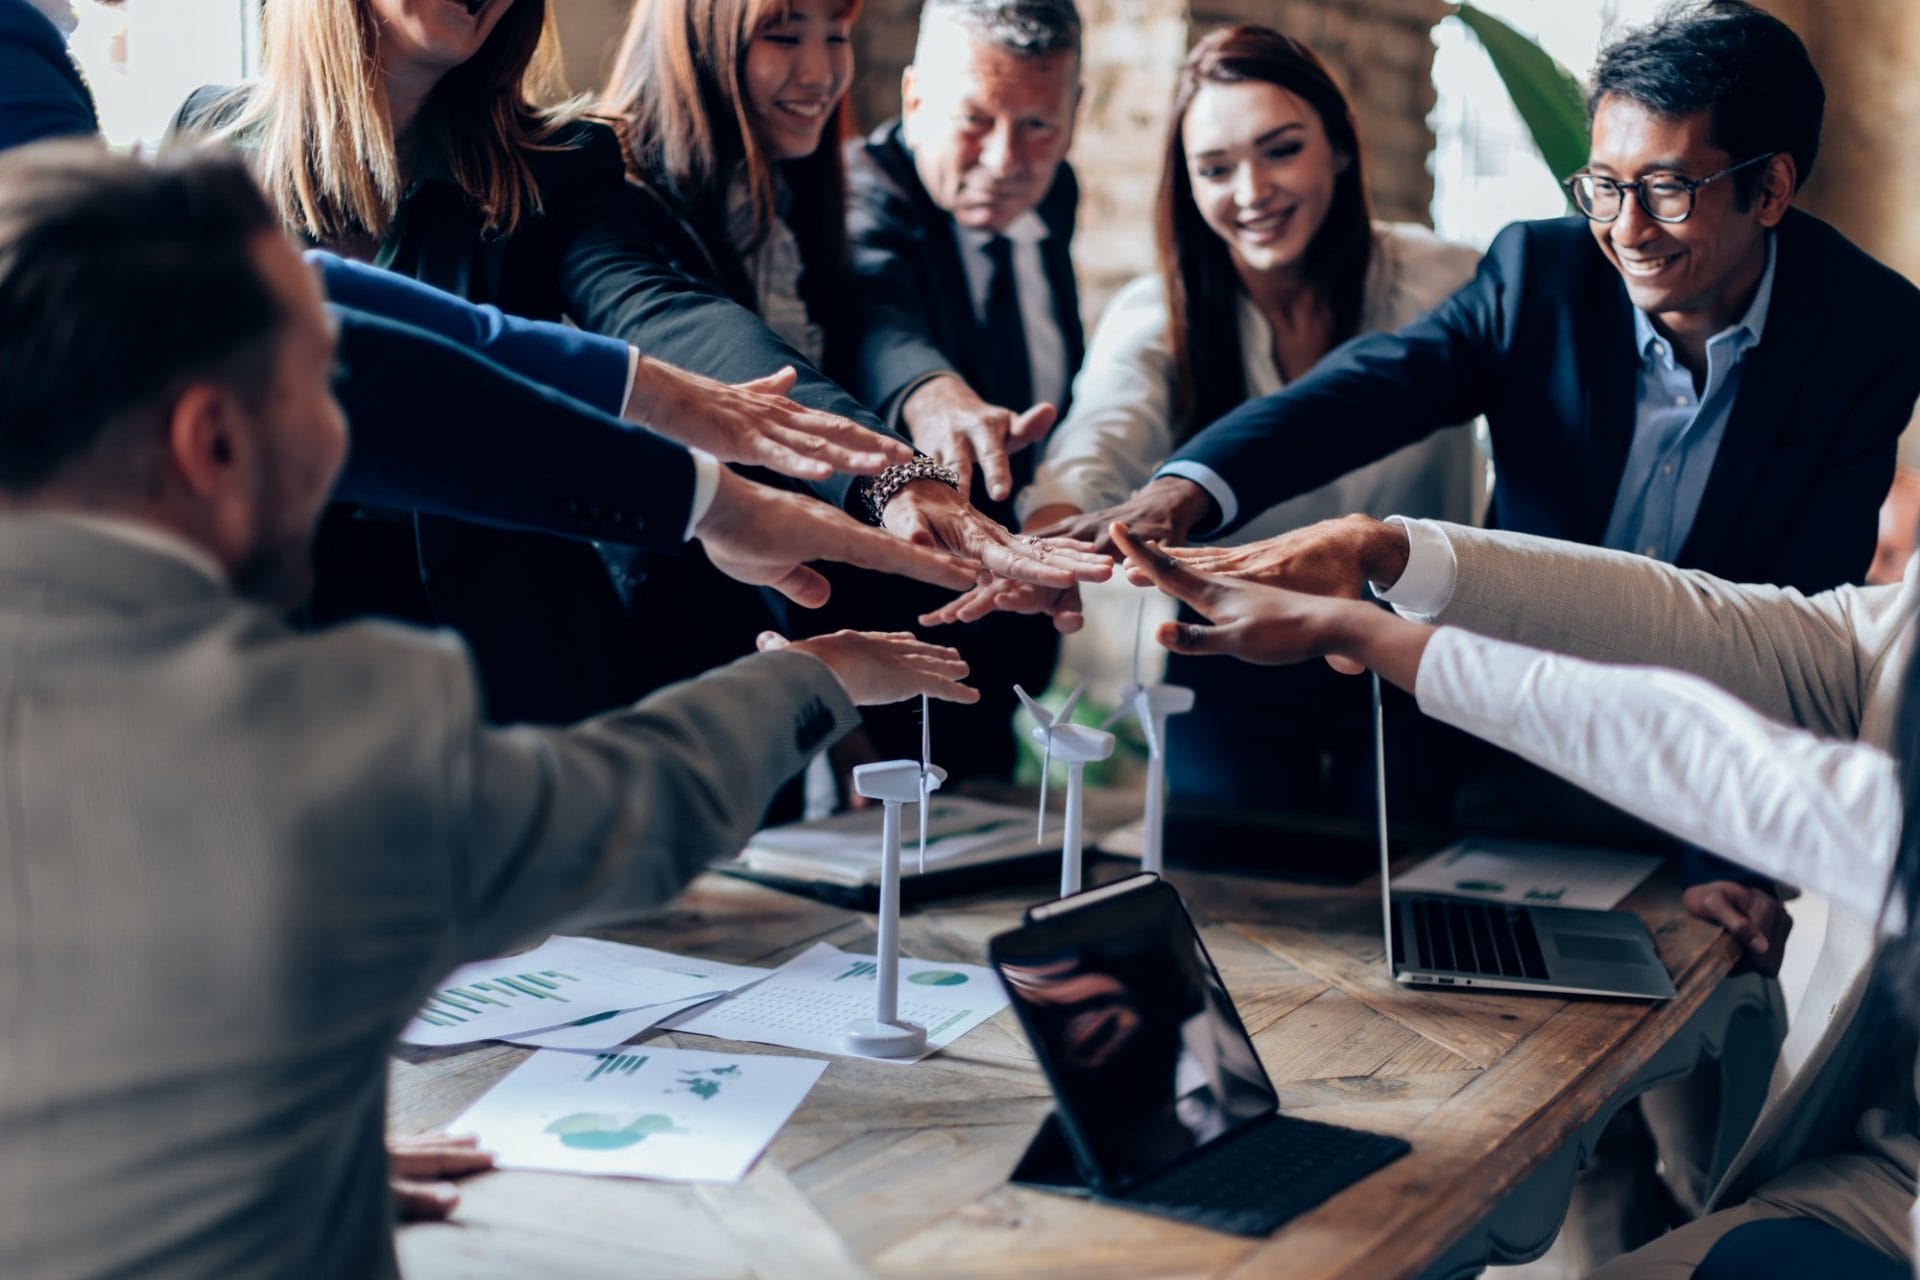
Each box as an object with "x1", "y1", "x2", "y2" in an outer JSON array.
[{"x1": 994, "y1": 880, "x2": 1278, "y2": 1190}]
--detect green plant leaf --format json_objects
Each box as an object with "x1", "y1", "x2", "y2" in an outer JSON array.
[{"x1": 1452, "y1": 3, "x2": 1590, "y2": 182}]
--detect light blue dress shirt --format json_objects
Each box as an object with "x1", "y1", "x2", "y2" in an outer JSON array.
[{"x1": 1602, "y1": 235, "x2": 1777, "y2": 562}]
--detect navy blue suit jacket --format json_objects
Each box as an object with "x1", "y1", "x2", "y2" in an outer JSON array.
[
  {"x1": 0, "y1": 6, "x2": 698, "y2": 558},
  {"x1": 1170, "y1": 210, "x2": 1920, "y2": 593},
  {"x1": 0, "y1": 0, "x2": 94, "y2": 151}
]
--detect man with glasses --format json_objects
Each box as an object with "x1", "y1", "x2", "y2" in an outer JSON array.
[
  {"x1": 977, "y1": 2, "x2": 1920, "y2": 1265},
  {"x1": 1036, "y1": 0, "x2": 1917, "y2": 598}
]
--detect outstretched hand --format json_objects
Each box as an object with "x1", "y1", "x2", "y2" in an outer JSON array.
[
  {"x1": 1110, "y1": 521, "x2": 1434, "y2": 689},
  {"x1": 881, "y1": 480, "x2": 1111, "y2": 590},
  {"x1": 900, "y1": 374, "x2": 1055, "y2": 502},
  {"x1": 628, "y1": 359, "x2": 913, "y2": 481},
  {"x1": 695, "y1": 469, "x2": 981, "y2": 607},
  {"x1": 1025, "y1": 476, "x2": 1217, "y2": 556},
  {"x1": 759, "y1": 629, "x2": 980, "y2": 707},
  {"x1": 1122, "y1": 514, "x2": 1410, "y2": 597}
]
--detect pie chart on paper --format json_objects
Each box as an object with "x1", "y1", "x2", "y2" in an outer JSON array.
[{"x1": 908, "y1": 970, "x2": 968, "y2": 987}]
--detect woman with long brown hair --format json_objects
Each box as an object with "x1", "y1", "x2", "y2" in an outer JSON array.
[
  {"x1": 172, "y1": 0, "x2": 1073, "y2": 730},
  {"x1": 1021, "y1": 24, "x2": 1486, "y2": 820},
  {"x1": 599, "y1": 0, "x2": 855, "y2": 367}
]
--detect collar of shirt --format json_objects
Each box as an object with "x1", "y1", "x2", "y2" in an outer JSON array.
[
  {"x1": 1631, "y1": 232, "x2": 1776, "y2": 371},
  {"x1": 48, "y1": 513, "x2": 229, "y2": 586},
  {"x1": 953, "y1": 210, "x2": 1049, "y2": 253}
]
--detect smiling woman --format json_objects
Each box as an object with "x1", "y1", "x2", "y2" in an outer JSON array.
[
  {"x1": 1015, "y1": 25, "x2": 1485, "y2": 823},
  {"x1": 600, "y1": 0, "x2": 863, "y2": 364}
]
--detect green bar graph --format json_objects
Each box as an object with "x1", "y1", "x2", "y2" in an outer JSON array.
[
  {"x1": 834, "y1": 961, "x2": 877, "y2": 982},
  {"x1": 586, "y1": 1052, "x2": 649, "y2": 1082},
  {"x1": 418, "y1": 967, "x2": 582, "y2": 1027}
]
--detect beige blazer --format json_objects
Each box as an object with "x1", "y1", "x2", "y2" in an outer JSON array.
[
  {"x1": 1430, "y1": 522, "x2": 1913, "y2": 1205},
  {"x1": 0, "y1": 515, "x2": 858, "y2": 1280}
]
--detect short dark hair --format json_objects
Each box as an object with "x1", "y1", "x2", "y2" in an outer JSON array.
[
  {"x1": 1588, "y1": 0, "x2": 1823, "y2": 204},
  {"x1": 0, "y1": 141, "x2": 285, "y2": 492}
]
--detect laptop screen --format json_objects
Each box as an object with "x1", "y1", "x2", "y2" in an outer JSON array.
[{"x1": 994, "y1": 879, "x2": 1278, "y2": 1190}]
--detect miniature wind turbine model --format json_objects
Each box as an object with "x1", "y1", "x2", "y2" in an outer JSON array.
[
  {"x1": 1102, "y1": 600, "x2": 1194, "y2": 876},
  {"x1": 1015, "y1": 678, "x2": 1114, "y2": 898},
  {"x1": 842, "y1": 723, "x2": 946, "y2": 1057}
]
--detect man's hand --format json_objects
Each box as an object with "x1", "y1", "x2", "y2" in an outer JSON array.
[
  {"x1": 627, "y1": 357, "x2": 913, "y2": 481},
  {"x1": 900, "y1": 374, "x2": 1055, "y2": 502},
  {"x1": 759, "y1": 629, "x2": 980, "y2": 707},
  {"x1": 695, "y1": 469, "x2": 980, "y2": 607},
  {"x1": 1111, "y1": 522, "x2": 1433, "y2": 689},
  {"x1": 389, "y1": 1133, "x2": 495, "y2": 1221},
  {"x1": 1027, "y1": 476, "x2": 1216, "y2": 555},
  {"x1": 881, "y1": 480, "x2": 1111, "y2": 590},
  {"x1": 917, "y1": 577, "x2": 1084, "y2": 634},
  {"x1": 1682, "y1": 881, "x2": 1792, "y2": 977},
  {"x1": 1127, "y1": 514, "x2": 1412, "y2": 598}
]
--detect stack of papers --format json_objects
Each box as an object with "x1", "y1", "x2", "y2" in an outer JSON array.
[
  {"x1": 1391, "y1": 837, "x2": 1662, "y2": 910},
  {"x1": 401, "y1": 936, "x2": 765, "y2": 1048},
  {"x1": 449, "y1": 1044, "x2": 826, "y2": 1182},
  {"x1": 666, "y1": 941, "x2": 1009, "y2": 1064},
  {"x1": 735, "y1": 795, "x2": 1062, "y2": 888}
]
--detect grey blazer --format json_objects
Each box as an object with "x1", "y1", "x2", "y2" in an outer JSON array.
[
  {"x1": 0, "y1": 515, "x2": 857, "y2": 1279},
  {"x1": 1430, "y1": 521, "x2": 1913, "y2": 1206}
]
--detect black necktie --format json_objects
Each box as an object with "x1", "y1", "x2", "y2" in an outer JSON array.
[{"x1": 981, "y1": 235, "x2": 1033, "y2": 410}]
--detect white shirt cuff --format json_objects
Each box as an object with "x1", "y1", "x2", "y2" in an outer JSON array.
[
  {"x1": 685, "y1": 450, "x2": 720, "y2": 541},
  {"x1": 1152, "y1": 461, "x2": 1237, "y2": 535},
  {"x1": 621, "y1": 348, "x2": 641, "y2": 419},
  {"x1": 1372, "y1": 516, "x2": 1457, "y2": 620}
]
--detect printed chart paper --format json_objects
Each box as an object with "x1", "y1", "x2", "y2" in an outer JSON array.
[
  {"x1": 1392, "y1": 838, "x2": 1662, "y2": 911},
  {"x1": 501, "y1": 940, "x2": 774, "y2": 1048},
  {"x1": 449, "y1": 1045, "x2": 827, "y2": 1182},
  {"x1": 402, "y1": 937, "x2": 722, "y2": 1046},
  {"x1": 667, "y1": 941, "x2": 1008, "y2": 1063}
]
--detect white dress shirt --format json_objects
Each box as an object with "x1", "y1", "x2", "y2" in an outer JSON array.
[
  {"x1": 951, "y1": 211, "x2": 1068, "y2": 410},
  {"x1": 1020, "y1": 223, "x2": 1485, "y2": 541},
  {"x1": 1383, "y1": 515, "x2": 1906, "y2": 926},
  {"x1": 1415, "y1": 623, "x2": 1902, "y2": 929}
]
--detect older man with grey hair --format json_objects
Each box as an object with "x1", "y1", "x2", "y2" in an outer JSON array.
[{"x1": 832, "y1": 0, "x2": 1084, "y2": 781}]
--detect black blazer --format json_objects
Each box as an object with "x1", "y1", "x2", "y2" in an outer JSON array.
[
  {"x1": 177, "y1": 90, "x2": 891, "y2": 722},
  {"x1": 836, "y1": 119, "x2": 1084, "y2": 512},
  {"x1": 1170, "y1": 209, "x2": 1920, "y2": 593}
]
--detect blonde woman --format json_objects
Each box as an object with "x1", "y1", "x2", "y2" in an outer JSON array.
[{"x1": 175, "y1": 0, "x2": 1080, "y2": 727}]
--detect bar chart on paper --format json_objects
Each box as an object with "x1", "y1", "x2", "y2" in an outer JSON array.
[
  {"x1": 402, "y1": 937, "x2": 724, "y2": 1047},
  {"x1": 416, "y1": 968, "x2": 583, "y2": 1027}
]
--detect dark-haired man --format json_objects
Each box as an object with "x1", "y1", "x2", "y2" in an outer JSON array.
[
  {"x1": 971, "y1": 0, "x2": 1919, "y2": 921},
  {"x1": 834, "y1": 0, "x2": 1086, "y2": 778},
  {"x1": 0, "y1": 140, "x2": 978, "y2": 1280}
]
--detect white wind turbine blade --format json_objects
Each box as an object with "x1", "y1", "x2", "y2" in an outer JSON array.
[
  {"x1": 918, "y1": 695, "x2": 931, "y2": 874},
  {"x1": 1135, "y1": 689, "x2": 1162, "y2": 759},
  {"x1": 1013, "y1": 683, "x2": 1053, "y2": 728},
  {"x1": 1053, "y1": 677, "x2": 1089, "y2": 733},
  {"x1": 1016, "y1": 683, "x2": 1053, "y2": 839}
]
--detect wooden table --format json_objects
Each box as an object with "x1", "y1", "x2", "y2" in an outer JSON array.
[{"x1": 392, "y1": 860, "x2": 1765, "y2": 1280}]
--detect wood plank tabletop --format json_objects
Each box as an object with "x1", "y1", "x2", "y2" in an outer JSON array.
[{"x1": 392, "y1": 858, "x2": 1738, "y2": 1280}]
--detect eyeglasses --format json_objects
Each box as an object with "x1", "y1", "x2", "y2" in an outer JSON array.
[{"x1": 1563, "y1": 153, "x2": 1775, "y2": 225}]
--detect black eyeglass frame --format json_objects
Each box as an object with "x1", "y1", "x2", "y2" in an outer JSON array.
[{"x1": 1563, "y1": 152, "x2": 1777, "y2": 225}]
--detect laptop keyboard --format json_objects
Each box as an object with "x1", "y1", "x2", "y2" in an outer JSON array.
[
  {"x1": 1119, "y1": 1112, "x2": 1409, "y2": 1237},
  {"x1": 1407, "y1": 897, "x2": 1550, "y2": 981}
]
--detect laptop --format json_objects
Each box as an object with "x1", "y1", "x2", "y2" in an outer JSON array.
[
  {"x1": 1369, "y1": 675, "x2": 1675, "y2": 999},
  {"x1": 992, "y1": 874, "x2": 1410, "y2": 1237}
]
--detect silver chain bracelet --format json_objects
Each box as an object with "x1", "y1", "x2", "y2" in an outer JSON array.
[{"x1": 856, "y1": 455, "x2": 961, "y2": 525}]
